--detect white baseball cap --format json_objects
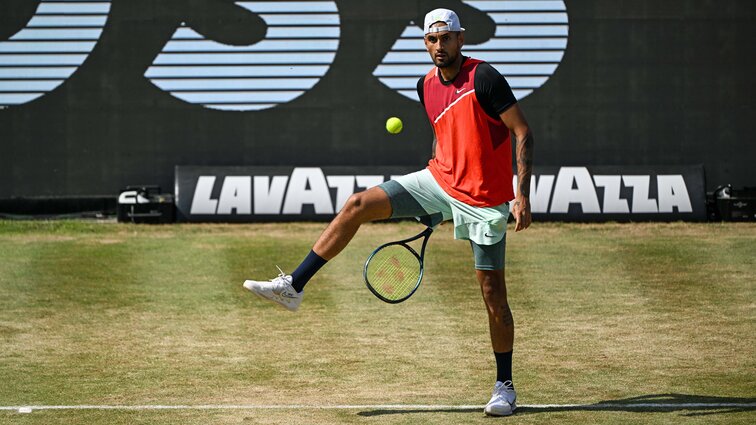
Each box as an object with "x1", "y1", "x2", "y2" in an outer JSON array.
[{"x1": 423, "y1": 8, "x2": 465, "y2": 34}]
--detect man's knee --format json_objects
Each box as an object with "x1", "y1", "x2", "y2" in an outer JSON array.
[
  {"x1": 342, "y1": 191, "x2": 372, "y2": 217},
  {"x1": 478, "y1": 270, "x2": 507, "y2": 301},
  {"x1": 340, "y1": 188, "x2": 391, "y2": 222}
]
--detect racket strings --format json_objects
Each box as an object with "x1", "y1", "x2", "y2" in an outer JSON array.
[{"x1": 365, "y1": 245, "x2": 421, "y2": 300}]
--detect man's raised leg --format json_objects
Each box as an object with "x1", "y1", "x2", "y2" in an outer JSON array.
[{"x1": 243, "y1": 187, "x2": 392, "y2": 311}]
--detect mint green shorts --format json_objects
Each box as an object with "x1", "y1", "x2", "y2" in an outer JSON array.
[{"x1": 378, "y1": 169, "x2": 510, "y2": 271}]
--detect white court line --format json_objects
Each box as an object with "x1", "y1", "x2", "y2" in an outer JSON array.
[{"x1": 2, "y1": 403, "x2": 755, "y2": 412}]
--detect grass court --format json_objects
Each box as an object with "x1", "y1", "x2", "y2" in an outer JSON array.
[{"x1": 0, "y1": 220, "x2": 754, "y2": 424}]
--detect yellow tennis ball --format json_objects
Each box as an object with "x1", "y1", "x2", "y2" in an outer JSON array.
[{"x1": 386, "y1": 117, "x2": 403, "y2": 134}]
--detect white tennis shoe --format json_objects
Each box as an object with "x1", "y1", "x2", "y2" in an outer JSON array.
[
  {"x1": 484, "y1": 380, "x2": 517, "y2": 416},
  {"x1": 243, "y1": 267, "x2": 303, "y2": 312}
]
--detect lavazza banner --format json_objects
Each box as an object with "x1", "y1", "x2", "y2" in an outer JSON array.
[{"x1": 175, "y1": 165, "x2": 706, "y2": 222}]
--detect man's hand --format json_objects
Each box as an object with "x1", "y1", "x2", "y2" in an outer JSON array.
[{"x1": 511, "y1": 195, "x2": 532, "y2": 232}]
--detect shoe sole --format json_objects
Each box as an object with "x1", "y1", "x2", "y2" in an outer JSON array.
[
  {"x1": 484, "y1": 402, "x2": 516, "y2": 416},
  {"x1": 243, "y1": 281, "x2": 299, "y2": 312}
]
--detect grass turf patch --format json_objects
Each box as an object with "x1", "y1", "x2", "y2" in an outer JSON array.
[{"x1": 0, "y1": 221, "x2": 754, "y2": 424}]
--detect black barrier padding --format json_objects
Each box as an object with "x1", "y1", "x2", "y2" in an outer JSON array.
[
  {"x1": 0, "y1": 197, "x2": 117, "y2": 218},
  {"x1": 174, "y1": 164, "x2": 707, "y2": 223}
]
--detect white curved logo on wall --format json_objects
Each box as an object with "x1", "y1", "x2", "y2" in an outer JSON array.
[
  {"x1": 373, "y1": 0, "x2": 568, "y2": 101},
  {"x1": 0, "y1": 0, "x2": 111, "y2": 107},
  {"x1": 145, "y1": 1, "x2": 340, "y2": 111}
]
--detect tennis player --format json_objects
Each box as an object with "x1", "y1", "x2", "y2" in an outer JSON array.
[{"x1": 244, "y1": 8, "x2": 533, "y2": 417}]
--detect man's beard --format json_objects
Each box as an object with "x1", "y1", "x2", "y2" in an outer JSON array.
[{"x1": 433, "y1": 52, "x2": 458, "y2": 68}]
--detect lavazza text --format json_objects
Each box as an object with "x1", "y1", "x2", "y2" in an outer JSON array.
[{"x1": 187, "y1": 167, "x2": 694, "y2": 217}]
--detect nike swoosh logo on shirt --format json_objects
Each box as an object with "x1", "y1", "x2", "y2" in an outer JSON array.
[
  {"x1": 485, "y1": 233, "x2": 494, "y2": 238},
  {"x1": 456, "y1": 88, "x2": 466, "y2": 94}
]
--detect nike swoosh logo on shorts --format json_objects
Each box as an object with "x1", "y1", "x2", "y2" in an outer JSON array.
[{"x1": 485, "y1": 233, "x2": 494, "y2": 237}]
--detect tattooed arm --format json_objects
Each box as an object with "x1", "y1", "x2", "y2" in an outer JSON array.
[{"x1": 500, "y1": 104, "x2": 533, "y2": 232}]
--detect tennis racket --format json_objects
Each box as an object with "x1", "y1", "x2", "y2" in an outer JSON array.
[{"x1": 363, "y1": 226, "x2": 433, "y2": 303}]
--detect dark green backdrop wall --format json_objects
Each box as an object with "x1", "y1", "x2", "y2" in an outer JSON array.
[{"x1": 1, "y1": 0, "x2": 754, "y2": 198}]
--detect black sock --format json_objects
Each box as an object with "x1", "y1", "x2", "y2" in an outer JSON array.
[
  {"x1": 494, "y1": 350, "x2": 513, "y2": 386},
  {"x1": 290, "y1": 250, "x2": 327, "y2": 293}
]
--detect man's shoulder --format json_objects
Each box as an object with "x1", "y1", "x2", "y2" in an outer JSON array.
[{"x1": 472, "y1": 60, "x2": 501, "y2": 77}]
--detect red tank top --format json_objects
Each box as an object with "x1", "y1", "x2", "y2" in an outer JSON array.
[{"x1": 423, "y1": 58, "x2": 514, "y2": 207}]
